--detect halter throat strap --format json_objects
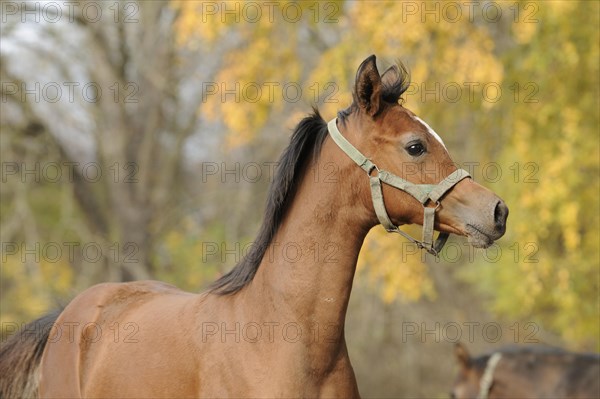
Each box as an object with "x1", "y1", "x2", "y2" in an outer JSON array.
[
  {"x1": 478, "y1": 352, "x2": 502, "y2": 399},
  {"x1": 327, "y1": 118, "x2": 470, "y2": 255}
]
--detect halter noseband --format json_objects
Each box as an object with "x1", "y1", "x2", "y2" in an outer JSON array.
[{"x1": 327, "y1": 118, "x2": 470, "y2": 256}]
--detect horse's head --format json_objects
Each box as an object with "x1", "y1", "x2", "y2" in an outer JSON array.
[
  {"x1": 450, "y1": 344, "x2": 600, "y2": 399},
  {"x1": 333, "y1": 55, "x2": 507, "y2": 250},
  {"x1": 451, "y1": 343, "x2": 487, "y2": 399}
]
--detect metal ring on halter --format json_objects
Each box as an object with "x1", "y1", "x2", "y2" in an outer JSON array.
[{"x1": 366, "y1": 163, "x2": 379, "y2": 177}]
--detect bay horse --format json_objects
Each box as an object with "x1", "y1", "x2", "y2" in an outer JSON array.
[
  {"x1": 0, "y1": 55, "x2": 508, "y2": 398},
  {"x1": 452, "y1": 343, "x2": 600, "y2": 399}
]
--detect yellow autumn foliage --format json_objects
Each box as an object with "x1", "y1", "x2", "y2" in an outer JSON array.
[{"x1": 1, "y1": 251, "x2": 73, "y2": 325}]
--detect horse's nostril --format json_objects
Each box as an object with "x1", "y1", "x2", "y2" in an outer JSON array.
[{"x1": 494, "y1": 200, "x2": 508, "y2": 228}]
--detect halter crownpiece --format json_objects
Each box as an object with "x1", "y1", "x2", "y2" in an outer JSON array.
[{"x1": 327, "y1": 118, "x2": 471, "y2": 256}]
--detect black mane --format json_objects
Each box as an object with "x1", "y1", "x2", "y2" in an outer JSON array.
[
  {"x1": 209, "y1": 110, "x2": 329, "y2": 294},
  {"x1": 209, "y1": 62, "x2": 410, "y2": 295},
  {"x1": 381, "y1": 61, "x2": 411, "y2": 103},
  {"x1": 473, "y1": 346, "x2": 600, "y2": 372}
]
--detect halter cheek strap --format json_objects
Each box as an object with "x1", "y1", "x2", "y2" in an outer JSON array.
[
  {"x1": 327, "y1": 118, "x2": 470, "y2": 256},
  {"x1": 478, "y1": 352, "x2": 502, "y2": 399}
]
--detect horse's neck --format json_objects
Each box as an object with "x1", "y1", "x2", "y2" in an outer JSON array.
[{"x1": 249, "y1": 152, "x2": 371, "y2": 330}]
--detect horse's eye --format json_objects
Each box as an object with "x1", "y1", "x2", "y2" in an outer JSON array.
[{"x1": 406, "y1": 143, "x2": 426, "y2": 156}]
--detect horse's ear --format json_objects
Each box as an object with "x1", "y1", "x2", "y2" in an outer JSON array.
[
  {"x1": 455, "y1": 342, "x2": 471, "y2": 369},
  {"x1": 354, "y1": 55, "x2": 382, "y2": 117},
  {"x1": 381, "y1": 65, "x2": 401, "y2": 89}
]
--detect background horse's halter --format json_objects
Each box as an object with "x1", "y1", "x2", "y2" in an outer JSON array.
[
  {"x1": 328, "y1": 118, "x2": 470, "y2": 256},
  {"x1": 478, "y1": 352, "x2": 502, "y2": 399}
]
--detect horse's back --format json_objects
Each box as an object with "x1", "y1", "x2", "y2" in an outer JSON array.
[
  {"x1": 515, "y1": 350, "x2": 600, "y2": 398},
  {"x1": 39, "y1": 280, "x2": 201, "y2": 398},
  {"x1": 561, "y1": 353, "x2": 600, "y2": 398}
]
